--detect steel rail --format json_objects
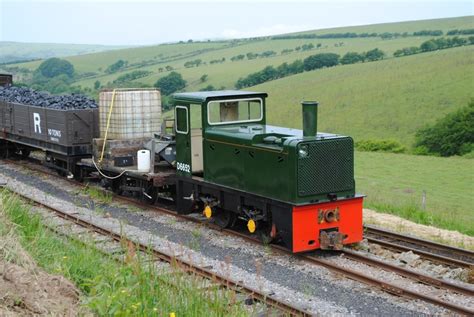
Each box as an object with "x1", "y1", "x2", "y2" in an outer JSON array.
[
  {"x1": 301, "y1": 253, "x2": 474, "y2": 315},
  {"x1": 366, "y1": 236, "x2": 472, "y2": 269},
  {"x1": 365, "y1": 225, "x2": 474, "y2": 268},
  {"x1": 2, "y1": 158, "x2": 474, "y2": 315},
  {"x1": 211, "y1": 230, "x2": 474, "y2": 314},
  {"x1": 340, "y1": 249, "x2": 474, "y2": 296}
]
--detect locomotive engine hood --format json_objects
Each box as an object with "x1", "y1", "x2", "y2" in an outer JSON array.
[{"x1": 204, "y1": 123, "x2": 355, "y2": 205}]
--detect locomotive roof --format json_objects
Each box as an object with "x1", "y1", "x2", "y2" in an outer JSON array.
[{"x1": 172, "y1": 90, "x2": 268, "y2": 103}]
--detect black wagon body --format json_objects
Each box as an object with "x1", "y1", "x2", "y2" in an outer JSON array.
[
  {"x1": 0, "y1": 74, "x2": 13, "y2": 87},
  {"x1": 0, "y1": 100, "x2": 99, "y2": 157}
]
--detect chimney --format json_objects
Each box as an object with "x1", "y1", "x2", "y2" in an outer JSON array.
[{"x1": 302, "y1": 101, "x2": 318, "y2": 137}]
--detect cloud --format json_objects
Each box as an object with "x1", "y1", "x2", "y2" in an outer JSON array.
[{"x1": 221, "y1": 23, "x2": 314, "y2": 39}]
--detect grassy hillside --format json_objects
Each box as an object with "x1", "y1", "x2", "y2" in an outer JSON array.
[
  {"x1": 0, "y1": 41, "x2": 129, "y2": 64},
  {"x1": 355, "y1": 151, "x2": 474, "y2": 235},
  {"x1": 294, "y1": 15, "x2": 474, "y2": 35},
  {"x1": 252, "y1": 46, "x2": 474, "y2": 147},
  {"x1": 9, "y1": 16, "x2": 473, "y2": 94}
]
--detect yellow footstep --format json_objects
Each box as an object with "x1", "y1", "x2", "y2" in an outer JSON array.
[
  {"x1": 204, "y1": 206, "x2": 212, "y2": 218},
  {"x1": 247, "y1": 219, "x2": 256, "y2": 233}
]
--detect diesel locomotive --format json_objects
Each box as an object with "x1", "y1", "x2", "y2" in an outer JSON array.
[
  {"x1": 172, "y1": 91, "x2": 363, "y2": 252},
  {"x1": 0, "y1": 81, "x2": 363, "y2": 253}
]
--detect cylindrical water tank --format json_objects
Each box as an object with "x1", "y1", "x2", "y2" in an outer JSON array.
[{"x1": 137, "y1": 150, "x2": 151, "y2": 172}]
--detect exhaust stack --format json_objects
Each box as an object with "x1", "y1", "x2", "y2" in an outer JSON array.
[{"x1": 302, "y1": 101, "x2": 318, "y2": 137}]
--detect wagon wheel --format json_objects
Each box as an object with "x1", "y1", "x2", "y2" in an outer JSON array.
[
  {"x1": 73, "y1": 166, "x2": 84, "y2": 182},
  {"x1": 142, "y1": 185, "x2": 158, "y2": 205},
  {"x1": 111, "y1": 179, "x2": 123, "y2": 196},
  {"x1": 214, "y1": 208, "x2": 236, "y2": 229},
  {"x1": 20, "y1": 149, "x2": 30, "y2": 158}
]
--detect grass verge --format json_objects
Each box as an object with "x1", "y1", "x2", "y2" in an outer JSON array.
[
  {"x1": 0, "y1": 190, "x2": 249, "y2": 316},
  {"x1": 355, "y1": 151, "x2": 474, "y2": 236}
]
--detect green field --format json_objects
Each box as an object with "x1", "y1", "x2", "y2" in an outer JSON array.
[
  {"x1": 355, "y1": 151, "x2": 474, "y2": 235},
  {"x1": 0, "y1": 41, "x2": 130, "y2": 64},
  {"x1": 252, "y1": 46, "x2": 474, "y2": 147}
]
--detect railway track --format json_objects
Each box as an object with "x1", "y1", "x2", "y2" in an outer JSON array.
[
  {"x1": 4, "y1": 185, "x2": 311, "y2": 316},
  {"x1": 364, "y1": 225, "x2": 474, "y2": 269},
  {"x1": 2, "y1": 158, "x2": 474, "y2": 315}
]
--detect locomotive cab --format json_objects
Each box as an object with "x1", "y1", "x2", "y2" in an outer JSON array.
[{"x1": 171, "y1": 91, "x2": 363, "y2": 252}]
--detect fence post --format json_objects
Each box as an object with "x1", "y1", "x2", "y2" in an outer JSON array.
[{"x1": 421, "y1": 190, "x2": 426, "y2": 210}]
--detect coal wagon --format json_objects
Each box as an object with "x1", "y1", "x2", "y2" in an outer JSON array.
[{"x1": 0, "y1": 100, "x2": 99, "y2": 176}]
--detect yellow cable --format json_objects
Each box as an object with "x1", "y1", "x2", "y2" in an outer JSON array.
[{"x1": 99, "y1": 89, "x2": 117, "y2": 163}]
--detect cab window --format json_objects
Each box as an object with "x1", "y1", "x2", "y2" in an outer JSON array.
[
  {"x1": 175, "y1": 106, "x2": 188, "y2": 134},
  {"x1": 208, "y1": 98, "x2": 262, "y2": 125}
]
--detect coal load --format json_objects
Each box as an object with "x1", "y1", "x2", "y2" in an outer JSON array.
[{"x1": 0, "y1": 86, "x2": 98, "y2": 110}]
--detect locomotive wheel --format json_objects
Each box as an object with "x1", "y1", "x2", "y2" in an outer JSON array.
[
  {"x1": 56, "y1": 169, "x2": 67, "y2": 177},
  {"x1": 259, "y1": 222, "x2": 277, "y2": 245},
  {"x1": 214, "y1": 208, "x2": 236, "y2": 228}
]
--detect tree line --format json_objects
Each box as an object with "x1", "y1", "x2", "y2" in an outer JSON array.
[
  {"x1": 236, "y1": 33, "x2": 474, "y2": 89},
  {"x1": 394, "y1": 36, "x2": 474, "y2": 57},
  {"x1": 446, "y1": 28, "x2": 474, "y2": 35},
  {"x1": 271, "y1": 29, "x2": 450, "y2": 40},
  {"x1": 235, "y1": 48, "x2": 385, "y2": 89},
  {"x1": 272, "y1": 28, "x2": 474, "y2": 41}
]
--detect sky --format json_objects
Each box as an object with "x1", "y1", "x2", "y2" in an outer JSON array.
[{"x1": 0, "y1": 0, "x2": 473, "y2": 46}]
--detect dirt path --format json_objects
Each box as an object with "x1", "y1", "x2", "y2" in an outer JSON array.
[
  {"x1": 364, "y1": 208, "x2": 474, "y2": 250},
  {"x1": 0, "y1": 195, "x2": 81, "y2": 316}
]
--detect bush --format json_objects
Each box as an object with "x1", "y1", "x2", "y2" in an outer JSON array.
[
  {"x1": 105, "y1": 60, "x2": 127, "y2": 74},
  {"x1": 413, "y1": 30, "x2": 443, "y2": 36},
  {"x1": 154, "y1": 72, "x2": 186, "y2": 95},
  {"x1": 113, "y1": 70, "x2": 152, "y2": 84},
  {"x1": 303, "y1": 53, "x2": 340, "y2": 71},
  {"x1": 393, "y1": 46, "x2": 421, "y2": 57},
  {"x1": 37, "y1": 58, "x2": 75, "y2": 78},
  {"x1": 415, "y1": 101, "x2": 474, "y2": 156},
  {"x1": 246, "y1": 52, "x2": 259, "y2": 59},
  {"x1": 340, "y1": 52, "x2": 364, "y2": 64},
  {"x1": 184, "y1": 59, "x2": 202, "y2": 68},
  {"x1": 301, "y1": 43, "x2": 314, "y2": 51},
  {"x1": 199, "y1": 84, "x2": 216, "y2": 91},
  {"x1": 420, "y1": 40, "x2": 438, "y2": 51},
  {"x1": 355, "y1": 139, "x2": 406, "y2": 153},
  {"x1": 235, "y1": 59, "x2": 305, "y2": 89},
  {"x1": 260, "y1": 50, "x2": 276, "y2": 58},
  {"x1": 230, "y1": 54, "x2": 245, "y2": 62},
  {"x1": 364, "y1": 48, "x2": 385, "y2": 61}
]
